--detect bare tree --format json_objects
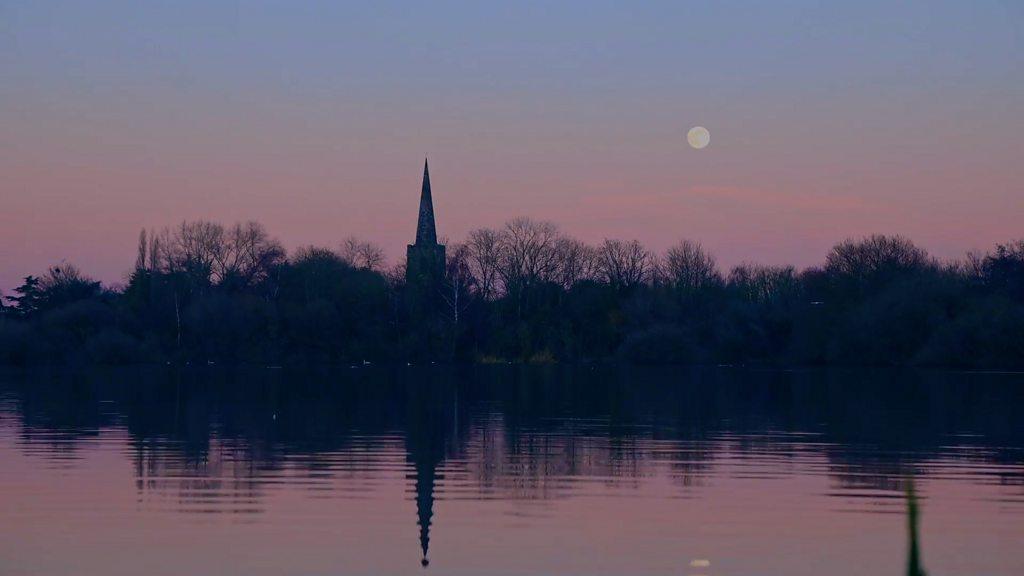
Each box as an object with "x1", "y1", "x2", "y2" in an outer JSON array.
[
  {"x1": 441, "y1": 244, "x2": 476, "y2": 332},
  {"x1": 384, "y1": 259, "x2": 407, "y2": 290},
  {"x1": 665, "y1": 240, "x2": 722, "y2": 292},
  {"x1": 217, "y1": 221, "x2": 286, "y2": 288},
  {"x1": 497, "y1": 217, "x2": 561, "y2": 293},
  {"x1": 727, "y1": 263, "x2": 799, "y2": 305},
  {"x1": 553, "y1": 236, "x2": 598, "y2": 290},
  {"x1": 340, "y1": 236, "x2": 386, "y2": 271},
  {"x1": 825, "y1": 234, "x2": 931, "y2": 282},
  {"x1": 596, "y1": 239, "x2": 653, "y2": 290},
  {"x1": 164, "y1": 220, "x2": 224, "y2": 286},
  {"x1": 465, "y1": 228, "x2": 502, "y2": 300},
  {"x1": 147, "y1": 229, "x2": 162, "y2": 271},
  {"x1": 135, "y1": 229, "x2": 148, "y2": 273},
  {"x1": 150, "y1": 221, "x2": 285, "y2": 290}
]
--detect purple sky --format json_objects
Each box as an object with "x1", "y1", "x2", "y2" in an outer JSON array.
[{"x1": 2, "y1": 1, "x2": 1022, "y2": 292}]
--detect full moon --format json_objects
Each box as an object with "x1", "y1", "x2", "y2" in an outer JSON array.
[{"x1": 687, "y1": 126, "x2": 710, "y2": 149}]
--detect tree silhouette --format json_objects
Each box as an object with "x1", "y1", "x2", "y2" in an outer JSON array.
[{"x1": 1, "y1": 223, "x2": 1022, "y2": 368}]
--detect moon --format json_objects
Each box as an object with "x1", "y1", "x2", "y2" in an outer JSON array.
[{"x1": 687, "y1": 126, "x2": 710, "y2": 149}]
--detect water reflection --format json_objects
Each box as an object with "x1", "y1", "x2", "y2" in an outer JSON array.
[
  {"x1": 0, "y1": 366, "x2": 1022, "y2": 575},
  {"x1": 906, "y1": 479, "x2": 927, "y2": 576}
]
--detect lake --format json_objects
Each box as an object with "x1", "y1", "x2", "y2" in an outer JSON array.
[{"x1": 1, "y1": 366, "x2": 1022, "y2": 575}]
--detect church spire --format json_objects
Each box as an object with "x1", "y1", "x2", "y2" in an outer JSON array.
[
  {"x1": 415, "y1": 158, "x2": 437, "y2": 246},
  {"x1": 406, "y1": 158, "x2": 445, "y2": 285}
]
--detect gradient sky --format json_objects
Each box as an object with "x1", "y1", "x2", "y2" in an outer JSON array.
[{"x1": 2, "y1": 1, "x2": 1022, "y2": 292}]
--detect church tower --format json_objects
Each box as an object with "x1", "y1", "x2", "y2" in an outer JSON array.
[{"x1": 406, "y1": 159, "x2": 446, "y2": 285}]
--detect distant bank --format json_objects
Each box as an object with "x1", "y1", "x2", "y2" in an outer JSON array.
[{"x1": 1, "y1": 223, "x2": 1021, "y2": 369}]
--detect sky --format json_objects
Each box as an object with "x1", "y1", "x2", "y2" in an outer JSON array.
[{"x1": 1, "y1": 1, "x2": 1022, "y2": 292}]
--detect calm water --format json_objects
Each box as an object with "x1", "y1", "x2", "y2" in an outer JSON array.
[{"x1": 1, "y1": 367, "x2": 1022, "y2": 576}]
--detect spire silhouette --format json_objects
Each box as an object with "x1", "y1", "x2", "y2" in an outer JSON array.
[
  {"x1": 402, "y1": 373, "x2": 460, "y2": 569},
  {"x1": 416, "y1": 460, "x2": 436, "y2": 567},
  {"x1": 415, "y1": 159, "x2": 437, "y2": 246},
  {"x1": 406, "y1": 158, "x2": 446, "y2": 285}
]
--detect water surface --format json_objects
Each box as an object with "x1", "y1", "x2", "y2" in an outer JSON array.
[{"x1": 1, "y1": 367, "x2": 1022, "y2": 575}]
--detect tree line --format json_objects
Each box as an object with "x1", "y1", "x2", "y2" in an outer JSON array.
[{"x1": 1, "y1": 218, "x2": 1022, "y2": 368}]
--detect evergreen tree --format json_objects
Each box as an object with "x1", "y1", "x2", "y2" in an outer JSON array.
[{"x1": 8, "y1": 276, "x2": 42, "y2": 318}]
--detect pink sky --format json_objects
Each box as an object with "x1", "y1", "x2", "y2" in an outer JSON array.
[{"x1": 2, "y1": 2, "x2": 1022, "y2": 293}]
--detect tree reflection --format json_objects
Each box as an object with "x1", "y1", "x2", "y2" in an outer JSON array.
[{"x1": 0, "y1": 365, "x2": 1020, "y2": 570}]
